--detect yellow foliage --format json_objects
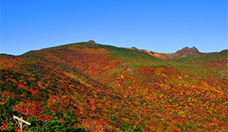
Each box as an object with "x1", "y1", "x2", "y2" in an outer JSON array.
[
  {"x1": 63, "y1": 71, "x2": 92, "y2": 88},
  {"x1": 68, "y1": 47, "x2": 109, "y2": 54}
]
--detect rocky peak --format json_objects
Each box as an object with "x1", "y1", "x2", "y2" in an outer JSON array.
[
  {"x1": 176, "y1": 46, "x2": 199, "y2": 54},
  {"x1": 190, "y1": 46, "x2": 199, "y2": 53},
  {"x1": 87, "y1": 40, "x2": 96, "y2": 45},
  {"x1": 129, "y1": 47, "x2": 138, "y2": 50},
  {"x1": 176, "y1": 47, "x2": 190, "y2": 54}
]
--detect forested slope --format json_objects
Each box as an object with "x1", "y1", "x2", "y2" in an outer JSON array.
[{"x1": 1, "y1": 42, "x2": 227, "y2": 131}]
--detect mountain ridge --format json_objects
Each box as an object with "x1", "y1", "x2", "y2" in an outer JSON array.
[
  {"x1": 1, "y1": 40, "x2": 226, "y2": 60},
  {"x1": 0, "y1": 41, "x2": 227, "y2": 131},
  {"x1": 122, "y1": 45, "x2": 227, "y2": 60}
]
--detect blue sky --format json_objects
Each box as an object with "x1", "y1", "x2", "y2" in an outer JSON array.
[{"x1": 0, "y1": 0, "x2": 227, "y2": 55}]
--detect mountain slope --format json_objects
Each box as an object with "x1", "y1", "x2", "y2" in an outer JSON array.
[
  {"x1": 0, "y1": 41, "x2": 227, "y2": 131},
  {"x1": 124, "y1": 46, "x2": 225, "y2": 60}
]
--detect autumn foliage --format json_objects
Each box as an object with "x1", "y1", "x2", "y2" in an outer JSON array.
[{"x1": 0, "y1": 42, "x2": 227, "y2": 131}]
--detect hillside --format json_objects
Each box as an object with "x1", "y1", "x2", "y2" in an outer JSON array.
[
  {"x1": 0, "y1": 41, "x2": 228, "y2": 131},
  {"x1": 123, "y1": 46, "x2": 218, "y2": 60}
]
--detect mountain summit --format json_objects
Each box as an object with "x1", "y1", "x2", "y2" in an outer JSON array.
[
  {"x1": 176, "y1": 46, "x2": 199, "y2": 54},
  {"x1": 87, "y1": 40, "x2": 96, "y2": 45},
  {"x1": 126, "y1": 46, "x2": 201, "y2": 60},
  {"x1": 0, "y1": 41, "x2": 227, "y2": 131}
]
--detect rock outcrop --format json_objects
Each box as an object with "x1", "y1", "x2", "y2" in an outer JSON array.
[
  {"x1": 87, "y1": 40, "x2": 96, "y2": 45},
  {"x1": 125, "y1": 46, "x2": 200, "y2": 60}
]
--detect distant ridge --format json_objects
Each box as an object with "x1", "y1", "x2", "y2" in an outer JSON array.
[
  {"x1": 123, "y1": 46, "x2": 204, "y2": 60},
  {"x1": 176, "y1": 46, "x2": 199, "y2": 54}
]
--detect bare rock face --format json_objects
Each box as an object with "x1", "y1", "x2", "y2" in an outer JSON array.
[
  {"x1": 123, "y1": 45, "x2": 201, "y2": 60},
  {"x1": 176, "y1": 47, "x2": 191, "y2": 54},
  {"x1": 176, "y1": 46, "x2": 199, "y2": 54},
  {"x1": 190, "y1": 46, "x2": 199, "y2": 53},
  {"x1": 129, "y1": 47, "x2": 138, "y2": 50},
  {"x1": 87, "y1": 40, "x2": 96, "y2": 45}
]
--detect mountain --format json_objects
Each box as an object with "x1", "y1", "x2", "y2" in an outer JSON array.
[
  {"x1": 125, "y1": 46, "x2": 203, "y2": 60},
  {"x1": 0, "y1": 41, "x2": 227, "y2": 131},
  {"x1": 176, "y1": 46, "x2": 199, "y2": 54}
]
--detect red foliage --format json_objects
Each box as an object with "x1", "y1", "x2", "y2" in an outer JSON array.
[
  {"x1": 0, "y1": 122, "x2": 7, "y2": 131},
  {"x1": 15, "y1": 128, "x2": 21, "y2": 132},
  {"x1": 17, "y1": 82, "x2": 25, "y2": 87},
  {"x1": 30, "y1": 89, "x2": 39, "y2": 95},
  {"x1": 0, "y1": 99, "x2": 5, "y2": 103},
  {"x1": 143, "y1": 110, "x2": 149, "y2": 114},
  {"x1": 1, "y1": 44, "x2": 228, "y2": 131},
  {"x1": 42, "y1": 115, "x2": 52, "y2": 120}
]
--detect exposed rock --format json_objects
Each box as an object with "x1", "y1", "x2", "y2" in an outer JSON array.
[
  {"x1": 129, "y1": 47, "x2": 137, "y2": 50},
  {"x1": 124, "y1": 45, "x2": 201, "y2": 60},
  {"x1": 190, "y1": 46, "x2": 199, "y2": 53},
  {"x1": 87, "y1": 40, "x2": 96, "y2": 45},
  {"x1": 176, "y1": 47, "x2": 191, "y2": 54},
  {"x1": 177, "y1": 46, "x2": 199, "y2": 54}
]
